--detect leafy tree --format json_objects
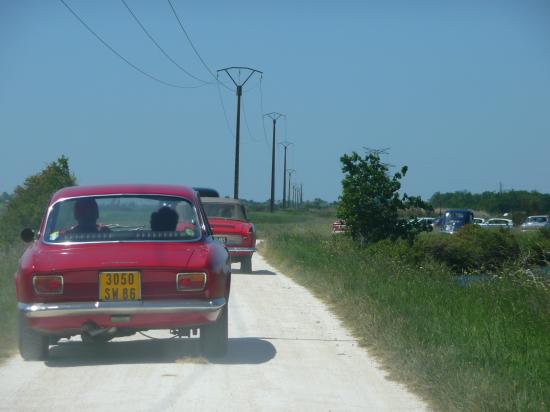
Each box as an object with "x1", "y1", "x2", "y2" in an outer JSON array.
[
  {"x1": 0, "y1": 156, "x2": 76, "y2": 242},
  {"x1": 337, "y1": 150, "x2": 431, "y2": 243},
  {"x1": 0, "y1": 192, "x2": 12, "y2": 203}
]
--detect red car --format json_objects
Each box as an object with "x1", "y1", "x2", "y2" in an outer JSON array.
[
  {"x1": 201, "y1": 197, "x2": 256, "y2": 272},
  {"x1": 16, "y1": 184, "x2": 231, "y2": 360},
  {"x1": 331, "y1": 219, "x2": 348, "y2": 234}
]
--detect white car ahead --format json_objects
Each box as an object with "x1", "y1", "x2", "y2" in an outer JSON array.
[
  {"x1": 480, "y1": 218, "x2": 513, "y2": 229},
  {"x1": 520, "y1": 215, "x2": 549, "y2": 231}
]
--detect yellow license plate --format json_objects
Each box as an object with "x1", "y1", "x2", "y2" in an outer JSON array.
[{"x1": 99, "y1": 271, "x2": 141, "y2": 301}]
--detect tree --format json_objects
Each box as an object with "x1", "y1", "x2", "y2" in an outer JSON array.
[
  {"x1": 0, "y1": 192, "x2": 12, "y2": 203},
  {"x1": 337, "y1": 150, "x2": 431, "y2": 243},
  {"x1": 0, "y1": 156, "x2": 76, "y2": 242}
]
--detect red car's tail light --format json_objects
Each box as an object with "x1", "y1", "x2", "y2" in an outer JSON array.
[
  {"x1": 176, "y1": 272, "x2": 207, "y2": 292},
  {"x1": 33, "y1": 275, "x2": 64, "y2": 295}
]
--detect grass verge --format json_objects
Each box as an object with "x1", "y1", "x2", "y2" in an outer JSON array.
[
  {"x1": 255, "y1": 211, "x2": 550, "y2": 412},
  {"x1": 0, "y1": 244, "x2": 23, "y2": 361}
]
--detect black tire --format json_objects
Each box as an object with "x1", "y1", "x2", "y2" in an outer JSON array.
[
  {"x1": 200, "y1": 304, "x2": 228, "y2": 357},
  {"x1": 241, "y1": 256, "x2": 252, "y2": 273},
  {"x1": 18, "y1": 313, "x2": 49, "y2": 361}
]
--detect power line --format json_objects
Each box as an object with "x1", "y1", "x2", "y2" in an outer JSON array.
[
  {"x1": 259, "y1": 79, "x2": 270, "y2": 147},
  {"x1": 59, "y1": 0, "x2": 205, "y2": 89},
  {"x1": 216, "y1": 81, "x2": 235, "y2": 139},
  {"x1": 241, "y1": 96, "x2": 259, "y2": 143},
  {"x1": 120, "y1": 0, "x2": 212, "y2": 85},
  {"x1": 242, "y1": 78, "x2": 262, "y2": 94},
  {"x1": 167, "y1": 0, "x2": 231, "y2": 91}
]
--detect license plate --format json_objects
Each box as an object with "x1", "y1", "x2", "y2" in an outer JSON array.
[
  {"x1": 215, "y1": 236, "x2": 227, "y2": 244},
  {"x1": 99, "y1": 271, "x2": 141, "y2": 301}
]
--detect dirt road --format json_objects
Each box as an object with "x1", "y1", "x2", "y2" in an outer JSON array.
[{"x1": 0, "y1": 252, "x2": 427, "y2": 411}]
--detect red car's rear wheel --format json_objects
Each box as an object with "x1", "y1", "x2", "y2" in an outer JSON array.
[
  {"x1": 18, "y1": 313, "x2": 49, "y2": 361},
  {"x1": 241, "y1": 256, "x2": 252, "y2": 273},
  {"x1": 199, "y1": 304, "x2": 228, "y2": 357}
]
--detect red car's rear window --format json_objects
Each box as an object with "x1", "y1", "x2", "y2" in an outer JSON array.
[{"x1": 43, "y1": 195, "x2": 201, "y2": 243}]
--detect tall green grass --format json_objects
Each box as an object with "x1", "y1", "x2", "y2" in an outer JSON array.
[
  {"x1": 0, "y1": 244, "x2": 23, "y2": 361},
  {"x1": 258, "y1": 213, "x2": 550, "y2": 411}
]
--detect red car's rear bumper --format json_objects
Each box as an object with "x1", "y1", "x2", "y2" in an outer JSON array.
[
  {"x1": 226, "y1": 246, "x2": 256, "y2": 258},
  {"x1": 18, "y1": 298, "x2": 225, "y2": 334}
]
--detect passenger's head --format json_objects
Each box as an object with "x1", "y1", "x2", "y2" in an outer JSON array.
[
  {"x1": 74, "y1": 198, "x2": 99, "y2": 225},
  {"x1": 150, "y1": 206, "x2": 179, "y2": 231},
  {"x1": 221, "y1": 206, "x2": 232, "y2": 218}
]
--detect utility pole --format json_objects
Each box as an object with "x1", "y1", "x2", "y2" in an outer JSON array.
[
  {"x1": 287, "y1": 169, "x2": 295, "y2": 208},
  {"x1": 217, "y1": 67, "x2": 263, "y2": 199},
  {"x1": 300, "y1": 183, "x2": 303, "y2": 206},
  {"x1": 264, "y1": 112, "x2": 285, "y2": 212},
  {"x1": 279, "y1": 141, "x2": 293, "y2": 208}
]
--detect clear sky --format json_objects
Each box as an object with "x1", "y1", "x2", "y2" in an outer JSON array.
[{"x1": 1, "y1": 0, "x2": 549, "y2": 201}]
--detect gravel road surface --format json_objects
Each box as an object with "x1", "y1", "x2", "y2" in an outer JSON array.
[{"x1": 0, "y1": 251, "x2": 428, "y2": 412}]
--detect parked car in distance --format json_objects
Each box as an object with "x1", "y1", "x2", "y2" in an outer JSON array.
[
  {"x1": 480, "y1": 218, "x2": 513, "y2": 229},
  {"x1": 473, "y1": 217, "x2": 486, "y2": 225},
  {"x1": 201, "y1": 197, "x2": 256, "y2": 272},
  {"x1": 409, "y1": 217, "x2": 435, "y2": 232},
  {"x1": 16, "y1": 184, "x2": 231, "y2": 361},
  {"x1": 520, "y1": 215, "x2": 550, "y2": 231},
  {"x1": 331, "y1": 219, "x2": 348, "y2": 234},
  {"x1": 440, "y1": 209, "x2": 474, "y2": 234},
  {"x1": 432, "y1": 216, "x2": 444, "y2": 230}
]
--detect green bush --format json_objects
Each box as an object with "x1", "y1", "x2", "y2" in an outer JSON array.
[
  {"x1": 0, "y1": 156, "x2": 76, "y2": 244},
  {"x1": 515, "y1": 229, "x2": 550, "y2": 267},
  {"x1": 414, "y1": 225, "x2": 521, "y2": 273}
]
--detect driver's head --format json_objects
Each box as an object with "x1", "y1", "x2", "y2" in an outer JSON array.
[{"x1": 74, "y1": 198, "x2": 99, "y2": 225}]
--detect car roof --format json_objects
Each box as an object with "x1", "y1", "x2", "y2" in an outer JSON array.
[
  {"x1": 193, "y1": 187, "x2": 220, "y2": 197},
  {"x1": 51, "y1": 184, "x2": 197, "y2": 203},
  {"x1": 201, "y1": 197, "x2": 243, "y2": 205}
]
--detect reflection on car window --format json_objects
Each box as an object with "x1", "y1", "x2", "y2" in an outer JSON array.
[
  {"x1": 445, "y1": 212, "x2": 465, "y2": 220},
  {"x1": 44, "y1": 195, "x2": 200, "y2": 243}
]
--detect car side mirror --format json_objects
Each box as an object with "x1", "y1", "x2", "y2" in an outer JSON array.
[{"x1": 21, "y1": 228, "x2": 35, "y2": 243}]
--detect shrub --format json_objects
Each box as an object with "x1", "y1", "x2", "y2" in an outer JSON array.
[
  {"x1": 414, "y1": 225, "x2": 520, "y2": 273},
  {"x1": 337, "y1": 150, "x2": 431, "y2": 243},
  {"x1": 515, "y1": 229, "x2": 550, "y2": 267},
  {"x1": 0, "y1": 156, "x2": 76, "y2": 244}
]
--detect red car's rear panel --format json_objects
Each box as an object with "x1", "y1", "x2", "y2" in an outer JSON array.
[
  {"x1": 209, "y1": 218, "x2": 256, "y2": 258},
  {"x1": 16, "y1": 185, "x2": 231, "y2": 337}
]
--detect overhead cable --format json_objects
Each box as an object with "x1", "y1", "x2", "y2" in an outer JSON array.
[
  {"x1": 216, "y1": 81, "x2": 235, "y2": 139},
  {"x1": 241, "y1": 95, "x2": 261, "y2": 144},
  {"x1": 166, "y1": 0, "x2": 232, "y2": 91},
  {"x1": 259, "y1": 79, "x2": 270, "y2": 147},
  {"x1": 120, "y1": 0, "x2": 213, "y2": 85},
  {"x1": 59, "y1": 0, "x2": 206, "y2": 89}
]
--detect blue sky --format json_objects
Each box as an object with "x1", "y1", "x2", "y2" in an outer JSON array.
[{"x1": 1, "y1": 0, "x2": 549, "y2": 201}]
